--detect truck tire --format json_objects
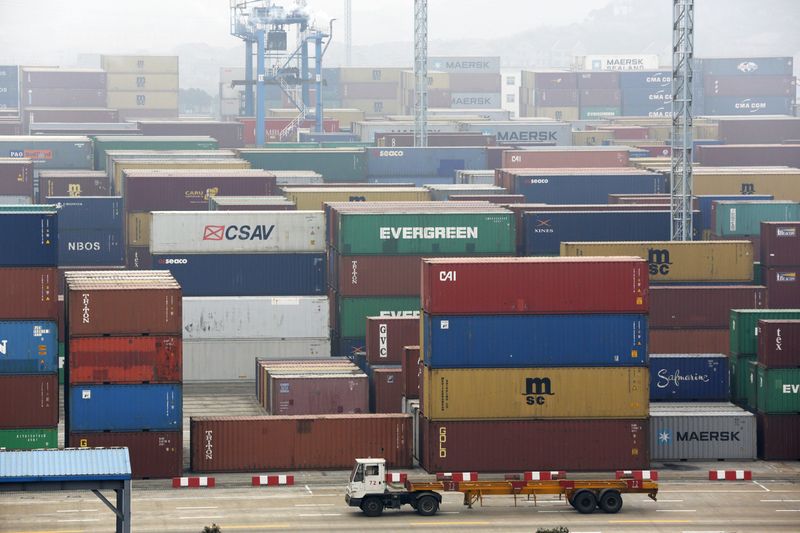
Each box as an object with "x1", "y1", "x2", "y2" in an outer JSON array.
[
  {"x1": 599, "y1": 490, "x2": 623, "y2": 514},
  {"x1": 416, "y1": 495, "x2": 439, "y2": 516},
  {"x1": 361, "y1": 497, "x2": 384, "y2": 517},
  {"x1": 571, "y1": 490, "x2": 598, "y2": 514}
]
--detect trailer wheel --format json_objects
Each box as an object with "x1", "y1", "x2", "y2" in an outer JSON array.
[
  {"x1": 599, "y1": 490, "x2": 623, "y2": 514},
  {"x1": 416, "y1": 495, "x2": 439, "y2": 516},
  {"x1": 361, "y1": 497, "x2": 384, "y2": 517},
  {"x1": 571, "y1": 490, "x2": 598, "y2": 514}
]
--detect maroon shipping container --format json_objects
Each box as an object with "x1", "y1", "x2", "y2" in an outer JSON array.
[
  {"x1": 0, "y1": 158, "x2": 34, "y2": 197},
  {"x1": 761, "y1": 221, "x2": 800, "y2": 267},
  {"x1": 649, "y1": 286, "x2": 766, "y2": 329},
  {"x1": 448, "y1": 73, "x2": 501, "y2": 93},
  {"x1": 534, "y1": 89, "x2": 579, "y2": 107},
  {"x1": 419, "y1": 417, "x2": 649, "y2": 473},
  {"x1": 69, "y1": 336, "x2": 182, "y2": 384},
  {"x1": 366, "y1": 317, "x2": 420, "y2": 365},
  {"x1": 402, "y1": 346, "x2": 421, "y2": 399},
  {"x1": 57, "y1": 266, "x2": 126, "y2": 341},
  {"x1": 123, "y1": 170, "x2": 276, "y2": 211},
  {"x1": 695, "y1": 144, "x2": 800, "y2": 167},
  {"x1": 370, "y1": 366, "x2": 404, "y2": 413},
  {"x1": 501, "y1": 148, "x2": 629, "y2": 168},
  {"x1": 717, "y1": 117, "x2": 800, "y2": 145},
  {"x1": 763, "y1": 266, "x2": 800, "y2": 309},
  {"x1": 24, "y1": 107, "x2": 119, "y2": 126},
  {"x1": 756, "y1": 412, "x2": 800, "y2": 460},
  {"x1": 22, "y1": 69, "x2": 107, "y2": 90},
  {"x1": 579, "y1": 89, "x2": 622, "y2": 106},
  {"x1": 577, "y1": 72, "x2": 620, "y2": 90},
  {"x1": 422, "y1": 257, "x2": 648, "y2": 315},
  {"x1": 0, "y1": 267, "x2": 58, "y2": 320},
  {"x1": 0, "y1": 374, "x2": 58, "y2": 428},
  {"x1": 531, "y1": 72, "x2": 578, "y2": 90},
  {"x1": 758, "y1": 320, "x2": 800, "y2": 368},
  {"x1": 23, "y1": 89, "x2": 107, "y2": 108},
  {"x1": 332, "y1": 254, "x2": 423, "y2": 297},
  {"x1": 190, "y1": 414, "x2": 413, "y2": 472},
  {"x1": 68, "y1": 431, "x2": 182, "y2": 479},
  {"x1": 37, "y1": 170, "x2": 111, "y2": 201},
  {"x1": 449, "y1": 194, "x2": 526, "y2": 204},
  {"x1": 649, "y1": 329, "x2": 729, "y2": 354},
  {"x1": 704, "y1": 76, "x2": 795, "y2": 97},
  {"x1": 136, "y1": 121, "x2": 244, "y2": 149},
  {"x1": 267, "y1": 374, "x2": 369, "y2": 415}
]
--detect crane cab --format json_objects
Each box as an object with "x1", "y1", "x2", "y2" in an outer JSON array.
[{"x1": 345, "y1": 458, "x2": 387, "y2": 505}]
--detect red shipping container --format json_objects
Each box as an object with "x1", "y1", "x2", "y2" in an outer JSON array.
[
  {"x1": 501, "y1": 148, "x2": 629, "y2": 168},
  {"x1": 577, "y1": 72, "x2": 620, "y2": 90},
  {"x1": 717, "y1": 117, "x2": 800, "y2": 145},
  {"x1": 267, "y1": 374, "x2": 368, "y2": 415},
  {"x1": 649, "y1": 329, "x2": 729, "y2": 354},
  {"x1": 0, "y1": 374, "x2": 58, "y2": 428},
  {"x1": 419, "y1": 417, "x2": 649, "y2": 472},
  {"x1": 370, "y1": 366, "x2": 404, "y2": 413},
  {"x1": 38, "y1": 170, "x2": 111, "y2": 201},
  {"x1": 649, "y1": 286, "x2": 766, "y2": 329},
  {"x1": 534, "y1": 89, "x2": 579, "y2": 107},
  {"x1": 332, "y1": 254, "x2": 424, "y2": 297},
  {"x1": 136, "y1": 121, "x2": 244, "y2": 149},
  {"x1": 238, "y1": 117, "x2": 339, "y2": 145},
  {"x1": 763, "y1": 266, "x2": 800, "y2": 308},
  {"x1": 695, "y1": 144, "x2": 800, "y2": 167},
  {"x1": 69, "y1": 431, "x2": 182, "y2": 479},
  {"x1": 402, "y1": 346, "x2": 421, "y2": 399},
  {"x1": 422, "y1": 257, "x2": 648, "y2": 315},
  {"x1": 23, "y1": 89, "x2": 107, "y2": 108},
  {"x1": 22, "y1": 69, "x2": 107, "y2": 90},
  {"x1": 758, "y1": 320, "x2": 800, "y2": 368},
  {"x1": 756, "y1": 412, "x2": 800, "y2": 460},
  {"x1": 0, "y1": 267, "x2": 58, "y2": 320},
  {"x1": 190, "y1": 414, "x2": 412, "y2": 472},
  {"x1": 69, "y1": 336, "x2": 182, "y2": 384},
  {"x1": 761, "y1": 221, "x2": 800, "y2": 267},
  {"x1": 579, "y1": 89, "x2": 622, "y2": 106},
  {"x1": 366, "y1": 317, "x2": 420, "y2": 365},
  {"x1": 0, "y1": 158, "x2": 34, "y2": 197},
  {"x1": 24, "y1": 107, "x2": 119, "y2": 126}
]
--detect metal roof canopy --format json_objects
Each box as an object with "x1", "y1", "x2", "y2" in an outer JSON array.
[{"x1": 0, "y1": 448, "x2": 132, "y2": 533}]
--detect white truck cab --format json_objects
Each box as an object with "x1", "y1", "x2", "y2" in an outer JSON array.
[
  {"x1": 345, "y1": 458, "x2": 387, "y2": 503},
  {"x1": 345, "y1": 458, "x2": 441, "y2": 517}
]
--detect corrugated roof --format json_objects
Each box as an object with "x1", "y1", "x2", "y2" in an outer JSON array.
[{"x1": 0, "y1": 448, "x2": 131, "y2": 483}]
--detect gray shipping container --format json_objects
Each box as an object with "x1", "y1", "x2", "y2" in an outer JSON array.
[
  {"x1": 429, "y1": 56, "x2": 501, "y2": 73},
  {"x1": 650, "y1": 403, "x2": 757, "y2": 460},
  {"x1": 455, "y1": 170, "x2": 495, "y2": 185},
  {"x1": 457, "y1": 121, "x2": 572, "y2": 146},
  {"x1": 424, "y1": 184, "x2": 505, "y2": 201}
]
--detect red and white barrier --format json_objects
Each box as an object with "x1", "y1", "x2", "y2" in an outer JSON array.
[
  {"x1": 385, "y1": 472, "x2": 408, "y2": 483},
  {"x1": 436, "y1": 472, "x2": 478, "y2": 482},
  {"x1": 524, "y1": 471, "x2": 567, "y2": 481},
  {"x1": 709, "y1": 470, "x2": 751, "y2": 481},
  {"x1": 616, "y1": 470, "x2": 658, "y2": 481},
  {"x1": 252, "y1": 475, "x2": 294, "y2": 486},
  {"x1": 172, "y1": 477, "x2": 215, "y2": 488}
]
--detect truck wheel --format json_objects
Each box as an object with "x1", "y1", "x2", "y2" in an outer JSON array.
[
  {"x1": 599, "y1": 490, "x2": 623, "y2": 514},
  {"x1": 416, "y1": 495, "x2": 439, "y2": 516},
  {"x1": 571, "y1": 490, "x2": 598, "y2": 514},
  {"x1": 361, "y1": 497, "x2": 384, "y2": 517}
]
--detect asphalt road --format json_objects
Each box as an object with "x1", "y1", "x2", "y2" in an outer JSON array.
[{"x1": 1, "y1": 478, "x2": 799, "y2": 533}]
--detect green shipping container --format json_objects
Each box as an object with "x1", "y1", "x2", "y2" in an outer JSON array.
[
  {"x1": 336, "y1": 212, "x2": 516, "y2": 256},
  {"x1": 730, "y1": 354, "x2": 756, "y2": 405},
  {"x1": 753, "y1": 262, "x2": 762, "y2": 285},
  {"x1": 757, "y1": 365, "x2": 800, "y2": 413},
  {"x1": 730, "y1": 309, "x2": 800, "y2": 355},
  {"x1": 714, "y1": 201, "x2": 800, "y2": 237},
  {"x1": 238, "y1": 148, "x2": 367, "y2": 182},
  {"x1": 744, "y1": 360, "x2": 759, "y2": 409},
  {"x1": 0, "y1": 428, "x2": 58, "y2": 450},
  {"x1": 92, "y1": 135, "x2": 219, "y2": 170},
  {"x1": 337, "y1": 295, "x2": 419, "y2": 338},
  {"x1": 580, "y1": 107, "x2": 621, "y2": 120}
]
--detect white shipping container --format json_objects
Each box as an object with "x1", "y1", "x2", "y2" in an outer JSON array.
[
  {"x1": 183, "y1": 296, "x2": 329, "y2": 340},
  {"x1": 150, "y1": 211, "x2": 325, "y2": 254},
  {"x1": 457, "y1": 120, "x2": 573, "y2": 146},
  {"x1": 184, "y1": 338, "x2": 331, "y2": 381},
  {"x1": 450, "y1": 92, "x2": 501, "y2": 109}
]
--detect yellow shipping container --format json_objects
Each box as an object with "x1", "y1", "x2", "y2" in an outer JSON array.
[
  {"x1": 127, "y1": 212, "x2": 150, "y2": 246},
  {"x1": 401, "y1": 70, "x2": 450, "y2": 91},
  {"x1": 340, "y1": 67, "x2": 405, "y2": 84},
  {"x1": 106, "y1": 91, "x2": 179, "y2": 110},
  {"x1": 534, "y1": 107, "x2": 580, "y2": 121},
  {"x1": 282, "y1": 187, "x2": 431, "y2": 210},
  {"x1": 572, "y1": 130, "x2": 615, "y2": 146},
  {"x1": 113, "y1": 160, "x2": 250, "y2": 197},
  {"x1": 341, "y1": 99, "x2": 401, "y2": 116},
  {"x1": 692, "y1": 169, "x2": 800, "y2": 202},
  {"x1": 106, "y1": 74, "x2": 179, "y2": 92},
  {"x1": 560, "y1": 241, "x2": 753, "y2": 283},
  {"x1": 422, "y1": 367, "x2": 649, "y2": 420},
  {"x1": 101, "y1": 55, "x2": 179, "y2": 73}
]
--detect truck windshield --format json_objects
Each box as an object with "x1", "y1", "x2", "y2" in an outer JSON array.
[{"x1": 351, "y1": 463, "x2": 364, "y2": 482}]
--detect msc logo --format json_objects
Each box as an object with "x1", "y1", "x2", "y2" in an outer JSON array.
[
  {"x1": 202, "y1": 224, "x2": 275, "y2": 241},
  {"x1": 523, "y1": 377, "x2": 554, "y2": 405},
  {"x1": 737, "y1": 61, "x2": 758, "y2": 73},
  {"x1": 647, "y1": 248, "x2": 672, "y2": 276},
  {"x1": 533, "y1": 219, "x2": 554, "y2": 234},
  {"x1": 740, "y1": 183, "x2": 756, "y2": 195}
]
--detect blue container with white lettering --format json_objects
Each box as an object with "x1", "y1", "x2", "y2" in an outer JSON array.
[
  {"x1": 0, "y1": 211, "x2": 58, "y2": 266},
  {"x1": 704, "y1": 96, "x2": 793, "y2": 116},
  {"x1": 366, "y1": 147, "x2": 487, "y2": 178},
  {"x1": 424, "y1": 313, "x2": 647, "y2": 368},
  {"x1": 619, "y1": 70, "x2": 672, "y2": 89},
  {"x1": 58, "y1": 228, "x2": 125, "y2": 266},
  {"x1": 0, "y1": 320, "x2": 57, "y2": 373},
  {"x1": 513, "y1": 170, "x2": 667, "y2": 204},
  {"x1": 151, "y1": 252, "x2": 325, "y2": 296},
  {"x1": 649, "y1": 354, "x2": 729, "y2": 401},
  {"x1": 0, "y1": 65, "x2": 19, "y2": 108},
  {"x1": 67, "y1": 384, "x2": 182, "y2": 432},
  {"x1": 47, "y1": 197, "x2": 122, "y2": 230},
  {"x1": 702, "y1": 57, "x2": 793, "y2": 76}
]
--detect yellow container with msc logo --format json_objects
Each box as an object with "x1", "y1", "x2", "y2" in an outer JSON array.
[
  {"x1": 282, "y1": 187, "x2": 431, "y2": 210},
  {"x1": 421, "y1": 367, "x2": 648, "y2": 420},
  {"x1": 560, "y1": 241, "x2": 753, "y2": 283}
]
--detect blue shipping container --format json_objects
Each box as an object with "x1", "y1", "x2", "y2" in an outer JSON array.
[
  {"x1": 336, "y1": 336, "x2": 366, "y2": 358},
  {"x1": 649, "y1": 354, "x2": 729, "y2": 401},
  {"x1": 621, "y1": 105, "x2": 671, "y2": 118},
  {"x1": 58, "y1": 228, "x2": 125, "y2": 266},
  {"x1": 0, "y1": 65, "x2": 19, "y2": 108},
  {"x1": 366, "y1": 147, "x2": 488, "y2": 178},
  {"x1": 619, "y1": 71, "x2": 672, "y2": 89},
  {"x1": 514, "y1": 171, "x2": 667, "y2": 204},
  {"x1": 47, "y1": 196, "x2": 123, "y2": 230},
  {"x1": 0, "y1": 321, "x2": 57, "y2": 373},
  {"x1": 423, "y1": 314, "x2": 647, "y2": 368},
  {"x1": 701, "y1": 57, "x2": 793, "y2": 76},
  {"x1": 68, "y1": 384, "x2": 182, "y2": 432},
  {"x1": 0, "y1": 212, "x2": 58, "y2": 266},
  {"x1": 367, "y1": 175, "x2": 456, "y2": 186},
  {"x1": 152, "y1": 253, "x2": 326, "y2": 296},
  {"x1": 703, "y1": 96, "x2": 793, "y2": 116},
  {"x1": 621, "y1": 88, "x2": 673, "y2": 107},
  {"x1": 697, "y1": 194, "x2": 773, "y2": 231},
  {"x1": 523, "y1": 210, "x2": 679, "y2": 256}
]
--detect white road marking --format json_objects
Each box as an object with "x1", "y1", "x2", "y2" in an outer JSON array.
[
  {"x1": 538, "y1": 510, "x2": 571, "y2": 513},
  {"x1": 179, "y1": 516, "x2": 223, "y2": 520},
  {"x1": 305, "y1": 484, "x2": 313, "y2": 495},
  {"x1": 754, "y1": 481, "x2": 771, "y2": 492},
  {"x1": 294, "y1": 503, "x2": 335, "y2": 507},
  {"x1": 775, "y1": 509, "x2": 800, "y2": 512},
  {"x1": 56, "y1": 509, "x2": 99, "y2": 513},
  {"x1": 642, "y1": 499, "x2": 684, "y2": 503},
  {"x1": 176, "y1": 506, "x2": 219, "y2": 510},
  {"x1": 439, "y1": 511, "x2": 460, "y2": 514},
  {"x1": 57, "y1": 519, "x2": 100, "y2": 522},
  {"x1": 761, "y1": 499, "x2": 800, "y2": 502},
  {"x1": 657, "y1": 509, "x2": 697, "y2": 512},
  {"x1": 297, "y1": 513, "x2": 341, "y2": 517}
]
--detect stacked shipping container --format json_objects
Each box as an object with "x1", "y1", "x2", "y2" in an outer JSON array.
[
  {"x1": 101, "y1": 55, "x2": 179, "y2": 120},
  {"x1": 701, "y1": 57, "x2": 795, "y2": 116},
  {"x1": 0, "y1": 157, "x2": 34, "y2": 204},
  {"x1": 760, "y1": 221, "x2": 800, "y2": 309},
  {"x1": 47, "y1": 196, "x2": 125, "y2": 266}
]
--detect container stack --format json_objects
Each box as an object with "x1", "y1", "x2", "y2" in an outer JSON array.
[
  {"x1": 19, "y1": 68, "x2": 108, "y2": 133},
  {"x1": 760, "y1": 221, "x2": 800, "y2": 308},
  {"x1": 710, "y1": 200, "x2": 800, "y2": 261},
  {"x1": 101, "y1": 55, "x2": 179, "y2": 120},
  {"x1": 430, "y1": 56, "x2": 502, "y2": 112},
  {"x1": 0, "y1": 206, "x2": 59, "y2": 450},
  {"x1": 519, "y1": 71, "x2": 579, "y2": 120},
  {"x1": 365, "y1": 147, "x2": 489, "y2": 186},
  {"x1": 0, "y1": 157, "x2": 34, "y2": 204},
  {"x1": 64, "y1": 270, "x2": 183, "y2": 479},
  {"x1": 418, "y1": 257, "x2": 651, "y2": 472},
  {"x1": 619, "y1": 70, "x2": 672, "y2": 118},
  {"x1": 338, "y1": 67, "x2": 404, "y2": 117},
  {"x1": 46, "y1": 197, "x2": 125, "y2": 267},
  {"x1": 0, "y1": 65, "x2": 19, "y2": 112},
  {"x1": 577, "y1": 72, "x2": 621, "y2": 120},
  {"x1": 362, "y1": 316, "x2": 420, "y2": 413},
  {"x1": 700, "y1": 56, "x2": 795, "y2": 116}
]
